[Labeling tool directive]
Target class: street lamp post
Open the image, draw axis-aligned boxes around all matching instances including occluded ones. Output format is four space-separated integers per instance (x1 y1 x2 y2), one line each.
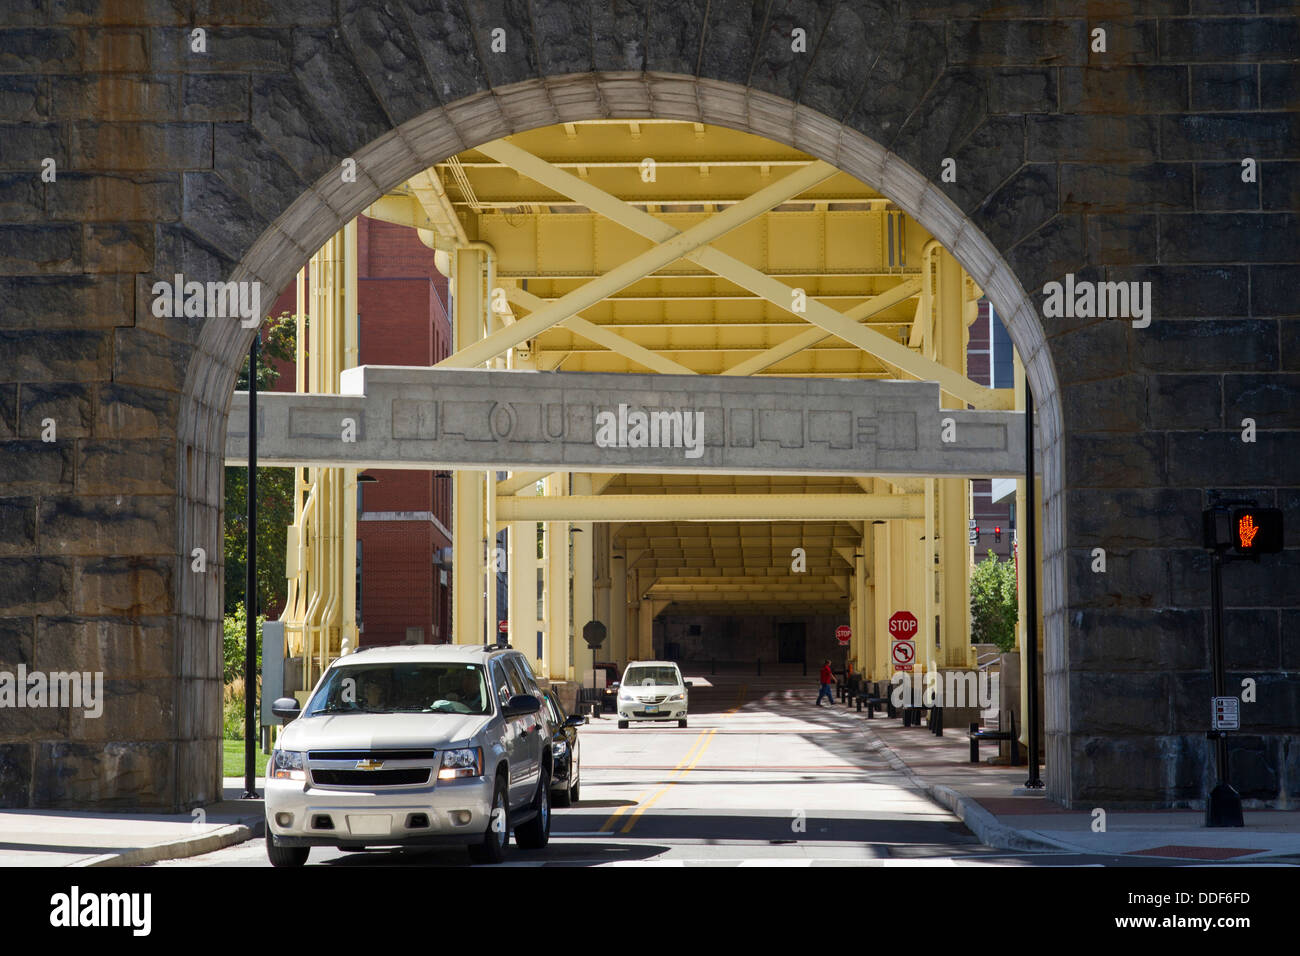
243 336 260 800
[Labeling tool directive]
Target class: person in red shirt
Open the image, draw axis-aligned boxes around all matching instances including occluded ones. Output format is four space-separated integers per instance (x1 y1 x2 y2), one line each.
816 659 836 706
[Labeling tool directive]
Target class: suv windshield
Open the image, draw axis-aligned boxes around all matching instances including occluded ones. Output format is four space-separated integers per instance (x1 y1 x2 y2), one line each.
623 666 680 687
305 662 490 716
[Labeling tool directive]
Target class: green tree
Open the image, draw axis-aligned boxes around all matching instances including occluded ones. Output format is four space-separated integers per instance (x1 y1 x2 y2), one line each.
225 313 297 615
969 550 1018 652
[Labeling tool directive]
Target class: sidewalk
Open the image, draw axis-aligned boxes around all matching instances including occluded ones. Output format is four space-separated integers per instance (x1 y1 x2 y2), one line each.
860 713 1300 862
0 782 264 867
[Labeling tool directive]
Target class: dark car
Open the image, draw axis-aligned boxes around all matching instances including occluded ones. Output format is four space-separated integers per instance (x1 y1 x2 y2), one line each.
542 689 586 806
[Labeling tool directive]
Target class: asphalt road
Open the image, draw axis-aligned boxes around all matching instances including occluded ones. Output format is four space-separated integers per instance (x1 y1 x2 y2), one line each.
156 673 1191 868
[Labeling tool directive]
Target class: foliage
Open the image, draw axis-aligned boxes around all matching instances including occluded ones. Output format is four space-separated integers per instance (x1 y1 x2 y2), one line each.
222 603 264 685
969 550 1019 652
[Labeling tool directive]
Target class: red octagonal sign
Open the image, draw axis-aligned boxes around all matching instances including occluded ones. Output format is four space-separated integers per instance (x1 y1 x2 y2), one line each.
835 624 851 645
888 611 918 637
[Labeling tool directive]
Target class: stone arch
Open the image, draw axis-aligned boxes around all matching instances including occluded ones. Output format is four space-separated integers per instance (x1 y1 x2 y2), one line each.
180 73 1067 803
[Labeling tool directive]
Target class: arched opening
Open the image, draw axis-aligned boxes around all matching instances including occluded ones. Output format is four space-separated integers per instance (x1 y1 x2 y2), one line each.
182 75 1066 815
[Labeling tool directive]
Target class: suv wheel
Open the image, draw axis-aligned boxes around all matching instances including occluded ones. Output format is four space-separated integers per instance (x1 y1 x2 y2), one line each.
265 828 309 868
678 718 688 728
569 759 580 804
618 719 629 729
515 768 551 849
467 775 510 864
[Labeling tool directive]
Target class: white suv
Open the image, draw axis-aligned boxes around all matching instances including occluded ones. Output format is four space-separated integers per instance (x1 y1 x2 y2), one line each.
617 661 689 728
264 644 552 866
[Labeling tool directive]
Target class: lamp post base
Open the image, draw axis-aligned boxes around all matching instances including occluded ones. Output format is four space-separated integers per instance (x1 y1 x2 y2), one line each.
1206 782 1244 828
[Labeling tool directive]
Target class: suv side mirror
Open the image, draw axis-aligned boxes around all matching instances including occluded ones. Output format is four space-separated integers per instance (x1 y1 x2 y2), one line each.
502 694 541 718
272 697 301 721
684 681 693 689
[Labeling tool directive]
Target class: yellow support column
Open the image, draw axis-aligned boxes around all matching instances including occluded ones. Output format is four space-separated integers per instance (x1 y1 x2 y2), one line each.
610 551 626 667
544 474 570 680
872 521 891 682
572 474 594 687
508 494 539 668
638 588 656 660
452 246 487 644
340 220 359 655
937 249 972 668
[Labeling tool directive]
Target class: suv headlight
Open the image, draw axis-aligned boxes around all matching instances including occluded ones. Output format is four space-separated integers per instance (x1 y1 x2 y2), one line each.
618 691 634 702
270 750 306 781
438 747 483 780
553 739 568 757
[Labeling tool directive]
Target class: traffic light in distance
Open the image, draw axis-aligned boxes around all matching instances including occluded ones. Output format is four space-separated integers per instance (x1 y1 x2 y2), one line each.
994 526 1002 542
1232 508 1283 554
974 526 981 541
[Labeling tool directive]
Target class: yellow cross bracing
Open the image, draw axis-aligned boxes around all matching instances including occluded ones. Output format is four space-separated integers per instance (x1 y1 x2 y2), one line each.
329 120 1024 681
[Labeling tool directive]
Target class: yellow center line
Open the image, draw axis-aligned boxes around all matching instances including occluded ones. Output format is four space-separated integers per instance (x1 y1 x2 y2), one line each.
724 684 749 715
619 729 717 834
599 728 710 832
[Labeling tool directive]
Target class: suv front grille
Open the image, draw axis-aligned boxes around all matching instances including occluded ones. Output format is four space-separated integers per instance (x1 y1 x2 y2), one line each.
308 749 437 760
311 768 431 787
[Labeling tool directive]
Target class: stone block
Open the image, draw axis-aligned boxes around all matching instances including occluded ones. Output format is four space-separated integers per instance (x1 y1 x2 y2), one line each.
1222 609 1280 671
1050 321 1131 385
1060 375 1145 432
150 26 292 72
0 122 68 168
1262 161 1299 213
31 740 174 809
0 386 15 438
69 121 212 170
1004 215 1086 300
47 171 181 223
1028 114 1159 163
0 274 134 329
1190 64 1257 112
1069 607 1207 671
0 556 72 615
37 495 175 556
1135 319 1277 373
1066 432 1165 488
0 615 34 667
0 441 74 491
1072 735 1205 805
0 744 32 808
0 172 44 222
1252 266 1300 317
1162 113 1299 161
181 74 249 121
462 1 540 88
1168 432 1300 486
1087 214 1157 265
76 438 177 494
1060 65 1186 114
1226 675 1297 734
83 222 154 273
111 328 191 393
1224 736 1279 801
0 223 81 274
892 70 987 173
1068 547 1169 609
402 0 489 105
987 67 1055 114
0 28 78 72
94 383 178 439
1107 265 1250 319
36 615 172 679
79 27 150 72
181 171 272 264
1062 163 1192 214
50 74 179 120
0 76 47 122
1146 374 1222 430
1066 487 1203 547
947 18 1090 67
18 382 92 439
974 164 1056 252
1260 63 1299 111
339 1 443 128
1223 374 1300 429
1283 611 1300 668
0 327 114 387
1074 670 1172 734
747 0 835 102
70 678 175 741
1196 162 1260 212
51 0 190 26
1160 17 1300 62
72 556 173 617
844 23 945 147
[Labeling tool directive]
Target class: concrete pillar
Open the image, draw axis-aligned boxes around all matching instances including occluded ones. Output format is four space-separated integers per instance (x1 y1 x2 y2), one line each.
610 551 626 666
544 473 570 680
572 473 594 687
451 246 487 644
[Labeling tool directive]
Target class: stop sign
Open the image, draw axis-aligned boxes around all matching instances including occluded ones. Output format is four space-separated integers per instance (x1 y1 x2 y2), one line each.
835 624 851 645
888 611 918 637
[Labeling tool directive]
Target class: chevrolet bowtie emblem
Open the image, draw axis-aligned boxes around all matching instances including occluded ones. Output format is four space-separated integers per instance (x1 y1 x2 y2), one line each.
355 759 384 771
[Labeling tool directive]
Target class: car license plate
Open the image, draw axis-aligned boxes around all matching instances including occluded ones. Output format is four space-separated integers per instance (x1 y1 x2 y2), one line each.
644 705 658 713
346 814 392 836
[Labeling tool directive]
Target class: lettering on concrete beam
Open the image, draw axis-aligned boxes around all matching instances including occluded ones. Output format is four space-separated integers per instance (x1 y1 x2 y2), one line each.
1041 273 1151 329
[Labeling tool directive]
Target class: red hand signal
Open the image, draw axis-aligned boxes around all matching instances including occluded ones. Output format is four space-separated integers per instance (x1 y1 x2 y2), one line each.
1238 515 1259 548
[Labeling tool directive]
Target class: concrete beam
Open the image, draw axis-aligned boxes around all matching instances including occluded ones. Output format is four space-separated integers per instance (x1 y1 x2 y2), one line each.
226 366 1032 478
495 494 924 522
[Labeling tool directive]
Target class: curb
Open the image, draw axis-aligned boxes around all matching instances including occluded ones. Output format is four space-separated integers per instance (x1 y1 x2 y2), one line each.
73 819 263 868
861 724 1068 854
